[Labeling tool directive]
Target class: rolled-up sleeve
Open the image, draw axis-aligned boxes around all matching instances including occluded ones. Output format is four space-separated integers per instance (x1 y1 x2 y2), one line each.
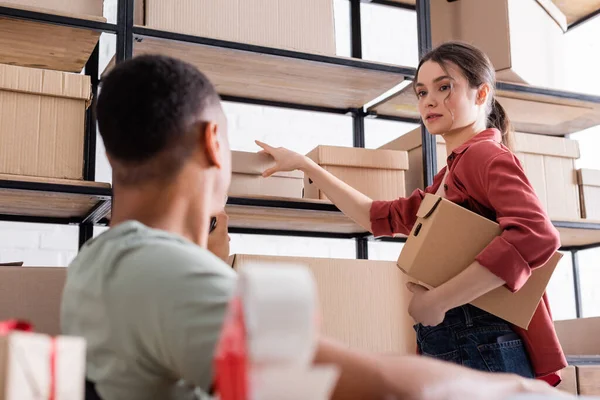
370 188 426 238
475 152 560 292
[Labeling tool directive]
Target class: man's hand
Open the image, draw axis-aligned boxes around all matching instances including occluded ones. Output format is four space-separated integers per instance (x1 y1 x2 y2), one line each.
407 282 447 327
207 212 230 262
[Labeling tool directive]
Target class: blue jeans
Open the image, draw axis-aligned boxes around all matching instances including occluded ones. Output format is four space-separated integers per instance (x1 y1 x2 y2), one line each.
415 304 535 378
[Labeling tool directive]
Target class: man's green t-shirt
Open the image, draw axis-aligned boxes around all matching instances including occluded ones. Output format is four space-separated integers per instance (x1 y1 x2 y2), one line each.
61 221 237 400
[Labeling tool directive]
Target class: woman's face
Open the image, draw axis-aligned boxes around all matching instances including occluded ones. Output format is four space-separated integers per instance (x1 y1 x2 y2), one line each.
415 60 483 135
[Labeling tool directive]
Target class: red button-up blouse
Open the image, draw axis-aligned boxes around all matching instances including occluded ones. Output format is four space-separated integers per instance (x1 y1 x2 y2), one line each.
370 128 567 385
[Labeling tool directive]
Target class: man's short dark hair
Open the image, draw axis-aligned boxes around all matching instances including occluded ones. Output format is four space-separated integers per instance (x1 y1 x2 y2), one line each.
97 54 221 184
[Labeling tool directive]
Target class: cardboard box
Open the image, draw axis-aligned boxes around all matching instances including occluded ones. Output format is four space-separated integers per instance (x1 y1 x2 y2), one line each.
0 0 103 18
379 127 447 194
230 254 416 355
0 64 91 180
0 331 86 400
135 0 336 55
555 317 600 356
0 267 67 336
304 146 409 201
557 366 578 395
578 169 600 220
397 194 561 329
230 151 303 198
578 365 600 396
430 0 567 88
514 132 581 220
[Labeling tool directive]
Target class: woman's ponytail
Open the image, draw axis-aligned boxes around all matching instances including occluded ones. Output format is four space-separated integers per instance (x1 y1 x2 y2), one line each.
488 97 514 151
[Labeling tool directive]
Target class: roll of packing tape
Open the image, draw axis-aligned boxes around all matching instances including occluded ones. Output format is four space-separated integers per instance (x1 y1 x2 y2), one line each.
238 263 317 366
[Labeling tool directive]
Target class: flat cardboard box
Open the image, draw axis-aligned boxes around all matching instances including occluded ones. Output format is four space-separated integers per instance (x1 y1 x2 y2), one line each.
578 169 600 220
555 317 600 356
379 127 447 194
304 146 409 201
430 0 567 88
230 254 416 355
514 132 581 221
230 151 303 198
397 194 561 329
136 0 336 55
0 331 86 400
0 64 91 180
557 366 578 395
0 266 67 336
578 365 600 396
0 0 103 17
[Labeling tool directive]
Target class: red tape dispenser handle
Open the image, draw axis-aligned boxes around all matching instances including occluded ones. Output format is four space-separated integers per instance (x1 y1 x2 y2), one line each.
214 297 249 400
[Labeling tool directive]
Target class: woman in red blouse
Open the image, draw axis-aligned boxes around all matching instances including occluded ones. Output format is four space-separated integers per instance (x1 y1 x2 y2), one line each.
257 42 567 385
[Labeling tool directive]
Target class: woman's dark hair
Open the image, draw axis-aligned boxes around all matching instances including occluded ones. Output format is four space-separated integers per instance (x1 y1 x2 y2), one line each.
415 41 514 150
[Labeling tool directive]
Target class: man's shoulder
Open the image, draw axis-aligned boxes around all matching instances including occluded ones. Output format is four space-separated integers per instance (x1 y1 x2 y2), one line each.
67 222 237 294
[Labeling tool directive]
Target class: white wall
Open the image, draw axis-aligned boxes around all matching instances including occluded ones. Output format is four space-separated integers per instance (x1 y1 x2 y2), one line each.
1 1 599 319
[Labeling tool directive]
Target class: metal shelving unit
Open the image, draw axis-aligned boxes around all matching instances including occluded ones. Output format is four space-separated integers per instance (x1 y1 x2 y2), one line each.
1 0 600 267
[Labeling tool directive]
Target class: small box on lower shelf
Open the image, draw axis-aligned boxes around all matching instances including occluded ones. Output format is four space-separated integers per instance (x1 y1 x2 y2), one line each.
379 127 446 195
304 146 409 201
0 64 91 180
0 266 67 336
230 151 303 198
513 132 581 220
229 254 416 355
557 366 578 395
578 169 600 220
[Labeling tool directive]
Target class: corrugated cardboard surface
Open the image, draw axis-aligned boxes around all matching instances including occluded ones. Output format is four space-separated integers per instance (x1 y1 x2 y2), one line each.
0 64 89 180
379 128 447 193
230 174 303 198
0 267 66 336
578 169 600 220
304 166 406 201
578 365 600 395
231 151 302 178
143 0 336 55
0 0 103 17
306 146 409 170
514 132 580 158
397 194 561 329
555 317 600 356
430 0 566 87
230 254 416 354
557 366 578 395
514 133 580 220
379 127 446 153
230 151 303 198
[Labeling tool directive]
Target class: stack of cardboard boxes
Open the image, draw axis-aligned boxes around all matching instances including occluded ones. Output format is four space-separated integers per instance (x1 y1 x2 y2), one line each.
555 317 600 396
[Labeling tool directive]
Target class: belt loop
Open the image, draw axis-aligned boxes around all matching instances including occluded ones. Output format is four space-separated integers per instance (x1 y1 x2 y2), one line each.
462 306 473 327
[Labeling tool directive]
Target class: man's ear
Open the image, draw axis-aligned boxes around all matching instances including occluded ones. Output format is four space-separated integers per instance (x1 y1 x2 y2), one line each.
476 84 491 106
202 121 222 169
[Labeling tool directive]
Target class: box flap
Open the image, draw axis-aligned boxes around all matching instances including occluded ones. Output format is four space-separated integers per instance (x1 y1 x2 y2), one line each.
578 169 600 187
415 194 442 219
536 0 568 33
379 127 445 152
0 64 92 101
231 151 303 178
306 146 409 170
513 132 580 158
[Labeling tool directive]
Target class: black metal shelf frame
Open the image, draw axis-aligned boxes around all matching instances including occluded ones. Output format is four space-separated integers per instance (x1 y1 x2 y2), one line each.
1 0 600 263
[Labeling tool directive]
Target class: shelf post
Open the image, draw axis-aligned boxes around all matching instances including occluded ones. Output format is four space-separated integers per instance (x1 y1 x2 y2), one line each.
416 0 437 187
572 250 584 318
116 0 135 62
350 0 362 59
356 237 369 260
79 42 101 248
